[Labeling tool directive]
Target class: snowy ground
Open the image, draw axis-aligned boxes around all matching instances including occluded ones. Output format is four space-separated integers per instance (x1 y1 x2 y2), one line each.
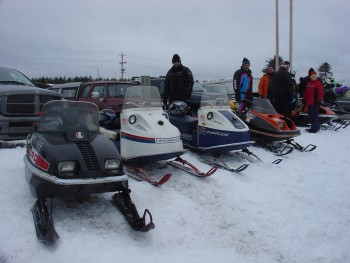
0 125 349 263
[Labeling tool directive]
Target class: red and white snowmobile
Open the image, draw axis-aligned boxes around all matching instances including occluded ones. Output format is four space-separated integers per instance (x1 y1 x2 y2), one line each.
101 85 217 186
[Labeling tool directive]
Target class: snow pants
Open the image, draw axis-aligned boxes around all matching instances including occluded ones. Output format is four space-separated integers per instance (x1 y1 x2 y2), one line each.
307 104 320 131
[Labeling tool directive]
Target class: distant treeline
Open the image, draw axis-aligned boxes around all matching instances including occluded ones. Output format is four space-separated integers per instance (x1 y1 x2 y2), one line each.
31 76 120 88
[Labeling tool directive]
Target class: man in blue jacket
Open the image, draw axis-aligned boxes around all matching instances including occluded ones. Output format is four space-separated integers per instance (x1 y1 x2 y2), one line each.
233 57 253 113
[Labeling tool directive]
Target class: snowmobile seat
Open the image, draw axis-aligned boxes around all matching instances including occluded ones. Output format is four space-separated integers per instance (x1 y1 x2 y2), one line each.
169 115 198 134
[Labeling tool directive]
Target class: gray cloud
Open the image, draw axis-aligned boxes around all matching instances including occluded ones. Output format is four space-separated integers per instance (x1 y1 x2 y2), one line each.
1 0 349 84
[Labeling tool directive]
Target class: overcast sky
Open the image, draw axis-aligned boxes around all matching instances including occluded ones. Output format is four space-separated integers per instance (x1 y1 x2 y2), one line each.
1 0 349 84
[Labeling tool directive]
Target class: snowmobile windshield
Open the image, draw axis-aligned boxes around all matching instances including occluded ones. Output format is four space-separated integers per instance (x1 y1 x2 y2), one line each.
200 84 230 108
251 98 277 114
122 85 163 110
37 100 99 133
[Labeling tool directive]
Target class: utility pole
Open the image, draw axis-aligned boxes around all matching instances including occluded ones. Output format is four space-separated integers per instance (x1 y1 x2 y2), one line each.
289 0 293 65
119 53 126 80
275 0 280 70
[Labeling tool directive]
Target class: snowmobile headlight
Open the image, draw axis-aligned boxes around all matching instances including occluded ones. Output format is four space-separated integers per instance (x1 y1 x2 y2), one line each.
129 115 137 124
207 112 213 120
105 159 121 170
58 161 76 172
277 121 284 128
162 113 169 119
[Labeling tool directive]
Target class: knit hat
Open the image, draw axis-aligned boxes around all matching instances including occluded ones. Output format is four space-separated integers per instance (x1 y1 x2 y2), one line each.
308 68 315 75
310 71 317 76
172 54 181 63
242 57 250 65
281 61 290 66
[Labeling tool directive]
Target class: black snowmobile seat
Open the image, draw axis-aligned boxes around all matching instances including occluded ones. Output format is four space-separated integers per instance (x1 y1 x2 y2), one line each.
169 114 198 134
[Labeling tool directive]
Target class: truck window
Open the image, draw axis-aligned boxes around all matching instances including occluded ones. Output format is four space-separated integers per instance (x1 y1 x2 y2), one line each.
80 85 91 98
92 85 106 98
62 88 78 99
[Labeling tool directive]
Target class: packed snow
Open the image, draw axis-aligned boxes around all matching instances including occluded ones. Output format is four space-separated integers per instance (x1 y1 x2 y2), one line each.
0 125 349 263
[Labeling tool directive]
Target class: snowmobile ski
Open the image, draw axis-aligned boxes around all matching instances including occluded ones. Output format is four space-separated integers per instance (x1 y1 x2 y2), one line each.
262 143 294 156
31 198 59 244
284 139 316 152
198 157 249 173
241 148 282 164
271 158 283 164
241 148 262 162
124 166 172 186
167 157 217 177
112 190 155 232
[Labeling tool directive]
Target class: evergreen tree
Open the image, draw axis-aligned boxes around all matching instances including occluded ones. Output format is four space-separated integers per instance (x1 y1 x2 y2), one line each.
262 56 284 73
317 62 333 82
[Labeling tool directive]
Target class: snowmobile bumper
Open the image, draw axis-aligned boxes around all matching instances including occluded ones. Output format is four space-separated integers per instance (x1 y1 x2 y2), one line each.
24 156 128 198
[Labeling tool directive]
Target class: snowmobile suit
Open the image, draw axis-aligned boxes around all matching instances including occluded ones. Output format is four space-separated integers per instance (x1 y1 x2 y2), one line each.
233 67 253 113
271 66 293 119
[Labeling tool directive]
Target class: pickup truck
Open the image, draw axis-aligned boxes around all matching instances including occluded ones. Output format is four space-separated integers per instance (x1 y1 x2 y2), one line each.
0 66 62 140
51 81 138 110
51 81 139 127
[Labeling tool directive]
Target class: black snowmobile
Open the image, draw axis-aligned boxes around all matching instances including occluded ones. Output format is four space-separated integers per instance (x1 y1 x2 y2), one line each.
322 86 350 130
24 100 154 244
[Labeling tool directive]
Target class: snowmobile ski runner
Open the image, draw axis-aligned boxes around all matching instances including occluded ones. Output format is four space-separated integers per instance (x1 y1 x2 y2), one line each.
167 157 217 177
124 166 172 186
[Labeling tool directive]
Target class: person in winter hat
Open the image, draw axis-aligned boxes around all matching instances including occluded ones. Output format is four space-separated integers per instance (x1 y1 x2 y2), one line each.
298 67 316 98
164 54 194 108
233 57 253 113
271 61 294 119
303 71 324 133
258 63 275 104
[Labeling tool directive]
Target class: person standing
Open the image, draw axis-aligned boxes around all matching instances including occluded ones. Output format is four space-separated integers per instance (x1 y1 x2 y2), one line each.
271 61 294 119
298 68 315 98
258 64 275 104
233 57 253 113
303 71 324 133
163 54 194 108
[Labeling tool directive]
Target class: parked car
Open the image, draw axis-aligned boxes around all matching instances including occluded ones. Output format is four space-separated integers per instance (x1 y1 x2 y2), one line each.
0 66 62 140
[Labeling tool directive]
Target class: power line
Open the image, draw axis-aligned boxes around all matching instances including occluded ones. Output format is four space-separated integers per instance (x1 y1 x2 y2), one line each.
119 53 126 80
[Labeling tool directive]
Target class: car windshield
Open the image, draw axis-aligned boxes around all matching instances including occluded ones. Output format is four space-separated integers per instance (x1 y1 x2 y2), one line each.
38 100 99 133
0 67 35 86
122 85 162 110
200 84 230 108
250 98 277 114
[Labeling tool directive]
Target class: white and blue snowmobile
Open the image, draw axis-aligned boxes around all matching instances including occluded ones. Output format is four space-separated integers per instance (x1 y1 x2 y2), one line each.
100 85 217 185
24 100 154 244
166 84 256 173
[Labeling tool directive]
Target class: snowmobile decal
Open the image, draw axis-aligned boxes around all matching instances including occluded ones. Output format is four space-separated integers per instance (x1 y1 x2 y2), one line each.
121 131 156 143
155 137 181 144
75 131 84 139
121 131 180 144
28 148 50 171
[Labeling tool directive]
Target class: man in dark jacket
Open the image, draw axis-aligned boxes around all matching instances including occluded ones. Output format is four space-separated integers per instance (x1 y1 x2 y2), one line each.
233 57 253 113
163 54 194 108
271 61 294 119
